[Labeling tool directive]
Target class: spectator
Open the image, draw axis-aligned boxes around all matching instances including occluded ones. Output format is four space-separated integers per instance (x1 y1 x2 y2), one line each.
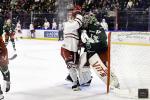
52 19 57 30
58 22 63 41
43 19 50 29
126 0 133 9
100 18 108 31
29 22 35 38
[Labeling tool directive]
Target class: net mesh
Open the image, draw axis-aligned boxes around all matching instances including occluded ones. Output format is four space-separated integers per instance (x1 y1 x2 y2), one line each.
110 32 150 91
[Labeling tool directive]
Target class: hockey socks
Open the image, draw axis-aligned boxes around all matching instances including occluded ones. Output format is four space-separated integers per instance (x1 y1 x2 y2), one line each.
10 38 16 51
0 65 10 92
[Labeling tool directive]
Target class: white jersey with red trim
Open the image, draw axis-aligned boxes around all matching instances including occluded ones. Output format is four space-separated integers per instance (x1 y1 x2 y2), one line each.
16 23 21 31
62 14 83 52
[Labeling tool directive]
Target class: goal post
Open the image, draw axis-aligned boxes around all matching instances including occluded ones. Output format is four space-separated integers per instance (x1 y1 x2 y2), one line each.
107 32 111 93
107 32 150 98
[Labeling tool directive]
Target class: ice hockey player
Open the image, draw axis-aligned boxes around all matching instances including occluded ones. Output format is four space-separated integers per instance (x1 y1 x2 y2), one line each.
65 8 93 87
0 12 11 99
61 6 83 91
3 19 16 51
80 12 120 89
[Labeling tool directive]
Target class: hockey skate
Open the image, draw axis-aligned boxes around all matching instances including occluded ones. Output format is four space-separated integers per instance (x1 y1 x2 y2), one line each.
80 76 93 86
0 94 4 100
4 81 10 92
72 82 80 91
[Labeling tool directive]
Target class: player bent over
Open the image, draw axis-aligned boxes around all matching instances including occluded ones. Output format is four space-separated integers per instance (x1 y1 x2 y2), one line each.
61 7 83 91
0 36 11 99
80 13 120 89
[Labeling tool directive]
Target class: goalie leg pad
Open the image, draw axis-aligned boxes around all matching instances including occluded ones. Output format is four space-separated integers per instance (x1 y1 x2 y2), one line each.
89 53 119 88
78 52 87 68
78 67 92 85
78 52 92 85
89 53 108 84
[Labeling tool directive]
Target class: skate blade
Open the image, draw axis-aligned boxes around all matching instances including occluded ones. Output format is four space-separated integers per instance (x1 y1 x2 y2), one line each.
73 87 81 91
80 83 90 87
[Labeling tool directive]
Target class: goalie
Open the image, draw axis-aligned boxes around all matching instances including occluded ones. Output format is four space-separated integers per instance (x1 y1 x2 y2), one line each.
79 13 120 89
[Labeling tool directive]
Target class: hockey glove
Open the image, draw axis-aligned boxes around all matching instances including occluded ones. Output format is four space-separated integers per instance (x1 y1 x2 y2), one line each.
85 42 91 51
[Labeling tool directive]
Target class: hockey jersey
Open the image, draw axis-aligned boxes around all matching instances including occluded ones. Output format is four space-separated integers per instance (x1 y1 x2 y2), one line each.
83 23 108 54
3 24 15 33
62 14 83 52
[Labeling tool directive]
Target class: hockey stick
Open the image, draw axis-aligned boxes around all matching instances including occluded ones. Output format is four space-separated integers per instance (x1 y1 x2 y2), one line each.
9 54 17 60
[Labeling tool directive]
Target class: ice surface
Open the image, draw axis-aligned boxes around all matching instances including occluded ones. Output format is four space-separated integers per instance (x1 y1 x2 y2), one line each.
1 39 139 100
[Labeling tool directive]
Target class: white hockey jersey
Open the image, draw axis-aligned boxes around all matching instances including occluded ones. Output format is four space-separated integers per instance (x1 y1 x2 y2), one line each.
62 14 83 52
16 23 21 30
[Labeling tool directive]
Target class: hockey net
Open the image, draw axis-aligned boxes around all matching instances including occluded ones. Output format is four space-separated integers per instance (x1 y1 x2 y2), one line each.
107 32 150 99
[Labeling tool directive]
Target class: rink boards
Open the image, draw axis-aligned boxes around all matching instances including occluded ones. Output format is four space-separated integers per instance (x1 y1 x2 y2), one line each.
21 29 59 39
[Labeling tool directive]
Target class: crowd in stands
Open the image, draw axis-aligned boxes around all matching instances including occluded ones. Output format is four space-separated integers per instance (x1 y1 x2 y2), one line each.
1 0 56 13
0 0 57 29
0 0 150 31
75 0 150 11
76 0 150 31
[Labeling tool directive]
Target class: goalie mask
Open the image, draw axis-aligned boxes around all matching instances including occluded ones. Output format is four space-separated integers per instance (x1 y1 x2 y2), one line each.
6 19 12 26
83 12 98 27
83 14 89 27
88 13 98 24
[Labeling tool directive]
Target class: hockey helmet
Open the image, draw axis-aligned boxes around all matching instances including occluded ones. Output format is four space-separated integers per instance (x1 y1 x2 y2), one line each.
73 5 82 13
72 5 82 17
6 19 12 25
